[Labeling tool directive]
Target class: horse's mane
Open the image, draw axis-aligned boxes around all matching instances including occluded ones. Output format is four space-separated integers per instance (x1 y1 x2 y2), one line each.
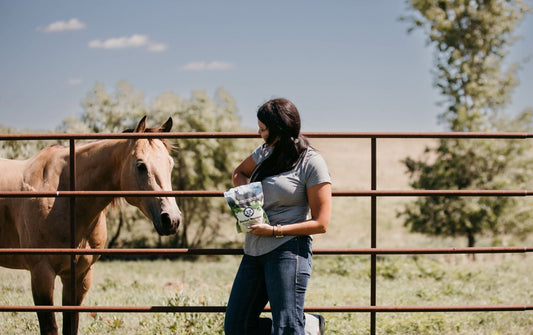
122 126 172 151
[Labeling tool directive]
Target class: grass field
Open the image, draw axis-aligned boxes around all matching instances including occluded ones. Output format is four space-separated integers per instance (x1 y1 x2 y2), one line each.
1 138 532 334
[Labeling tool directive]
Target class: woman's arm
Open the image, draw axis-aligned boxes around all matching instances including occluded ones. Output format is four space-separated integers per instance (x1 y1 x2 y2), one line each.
232 155 257 187
249 182 332 236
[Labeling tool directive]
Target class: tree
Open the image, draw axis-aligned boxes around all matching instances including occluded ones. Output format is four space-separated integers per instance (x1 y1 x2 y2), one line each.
400 0 533 247
60 81 253 249
150 88 253 248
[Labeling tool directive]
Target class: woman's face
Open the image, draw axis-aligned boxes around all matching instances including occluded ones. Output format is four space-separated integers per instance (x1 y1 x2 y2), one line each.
258 120 270 143
258 120 279 146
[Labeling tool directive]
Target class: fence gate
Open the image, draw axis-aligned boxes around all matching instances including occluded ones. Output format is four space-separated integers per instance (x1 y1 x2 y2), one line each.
0 130 532 334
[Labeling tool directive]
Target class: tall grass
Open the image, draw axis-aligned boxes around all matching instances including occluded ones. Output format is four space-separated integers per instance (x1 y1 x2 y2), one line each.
1 254 531 334
1 138 532 334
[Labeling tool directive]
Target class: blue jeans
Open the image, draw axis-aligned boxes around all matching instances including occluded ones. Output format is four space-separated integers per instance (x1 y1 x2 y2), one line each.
224 236 313 335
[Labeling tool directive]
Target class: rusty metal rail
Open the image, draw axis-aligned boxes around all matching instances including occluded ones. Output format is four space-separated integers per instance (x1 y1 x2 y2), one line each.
0 189 531 197
0 190 229 198
0 246 532 256
1 304 532 313
1 131 532 335
0 131 531 140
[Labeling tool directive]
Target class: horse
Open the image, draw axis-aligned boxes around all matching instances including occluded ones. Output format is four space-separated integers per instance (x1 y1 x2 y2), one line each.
0 116 182 335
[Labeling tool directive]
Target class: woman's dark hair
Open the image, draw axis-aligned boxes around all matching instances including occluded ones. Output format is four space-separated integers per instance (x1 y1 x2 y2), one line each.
251 98 309 182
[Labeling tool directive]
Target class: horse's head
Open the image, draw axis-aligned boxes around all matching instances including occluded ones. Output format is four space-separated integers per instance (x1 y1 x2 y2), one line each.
121 116 181 235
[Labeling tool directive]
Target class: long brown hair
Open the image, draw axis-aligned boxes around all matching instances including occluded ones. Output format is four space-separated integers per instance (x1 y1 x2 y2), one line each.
251 98 309 182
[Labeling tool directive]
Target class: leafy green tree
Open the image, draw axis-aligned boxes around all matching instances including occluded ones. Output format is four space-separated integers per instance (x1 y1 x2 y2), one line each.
400 0 533 247
60 81 253 248
150 88 253 248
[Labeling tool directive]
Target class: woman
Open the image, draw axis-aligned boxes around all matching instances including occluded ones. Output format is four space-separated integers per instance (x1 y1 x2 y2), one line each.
224 98 332 335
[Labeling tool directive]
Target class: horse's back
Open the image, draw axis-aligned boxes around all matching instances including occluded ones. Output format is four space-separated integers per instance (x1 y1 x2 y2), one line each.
23 145 69 191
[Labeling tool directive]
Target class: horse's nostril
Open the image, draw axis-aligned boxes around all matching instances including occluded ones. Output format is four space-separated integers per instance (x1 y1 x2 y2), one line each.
159 211 180 235
161 212 171 226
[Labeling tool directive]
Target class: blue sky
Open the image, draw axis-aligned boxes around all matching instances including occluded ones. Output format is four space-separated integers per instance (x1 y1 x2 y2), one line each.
1 0 532 132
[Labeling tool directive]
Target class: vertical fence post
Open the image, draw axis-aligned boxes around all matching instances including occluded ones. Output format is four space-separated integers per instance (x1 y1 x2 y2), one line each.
370 138 377 335
69 139 77 334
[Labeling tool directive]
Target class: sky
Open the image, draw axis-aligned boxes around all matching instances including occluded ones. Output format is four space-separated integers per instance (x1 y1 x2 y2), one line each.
0 0 532 132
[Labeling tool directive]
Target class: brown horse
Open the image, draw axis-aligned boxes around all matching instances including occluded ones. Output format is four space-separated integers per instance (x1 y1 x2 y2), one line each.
0 117 181 335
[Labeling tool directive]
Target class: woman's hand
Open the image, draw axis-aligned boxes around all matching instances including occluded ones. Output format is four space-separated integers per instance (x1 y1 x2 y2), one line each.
248 223 274 236
247 182 332 237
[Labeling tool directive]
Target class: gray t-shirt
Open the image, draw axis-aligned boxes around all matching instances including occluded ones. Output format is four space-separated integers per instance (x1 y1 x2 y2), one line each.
244 144 331 256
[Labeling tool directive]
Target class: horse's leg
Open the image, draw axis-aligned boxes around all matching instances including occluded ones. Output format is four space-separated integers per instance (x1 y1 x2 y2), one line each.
31 262 59 335
61 265 94 335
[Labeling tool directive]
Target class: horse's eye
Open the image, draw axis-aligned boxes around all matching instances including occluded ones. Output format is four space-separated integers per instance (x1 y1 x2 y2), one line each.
136 161 148 173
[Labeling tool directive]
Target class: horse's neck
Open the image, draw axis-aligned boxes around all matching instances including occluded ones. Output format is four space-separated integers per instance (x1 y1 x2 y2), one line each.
74 139 130 191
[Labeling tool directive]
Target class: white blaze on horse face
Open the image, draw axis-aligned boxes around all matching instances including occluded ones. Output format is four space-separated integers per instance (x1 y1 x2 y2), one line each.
124 138 181 235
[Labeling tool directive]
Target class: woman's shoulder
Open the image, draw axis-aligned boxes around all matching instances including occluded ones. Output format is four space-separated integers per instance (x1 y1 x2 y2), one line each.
252 143 273 164
301 147 328 169
304 147 324 161
299 147 330 185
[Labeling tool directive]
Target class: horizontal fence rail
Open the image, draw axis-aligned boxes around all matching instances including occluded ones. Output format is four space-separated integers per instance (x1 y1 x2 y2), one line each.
2 190 532 198
0 190 530 198
0 246 532 256
1 131 532 335
0 131 531 140
1 305 532 313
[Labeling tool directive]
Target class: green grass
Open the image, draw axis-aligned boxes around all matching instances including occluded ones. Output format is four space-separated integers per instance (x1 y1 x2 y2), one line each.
1 254 532 334
1 138 532 334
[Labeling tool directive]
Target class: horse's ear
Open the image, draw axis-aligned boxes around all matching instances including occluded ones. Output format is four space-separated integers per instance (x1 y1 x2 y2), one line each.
134 116 147 133
159 117 173 133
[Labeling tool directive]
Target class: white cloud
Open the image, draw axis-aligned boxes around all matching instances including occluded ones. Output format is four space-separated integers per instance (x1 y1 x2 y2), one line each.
67 78 83 86
88 34 167 52
88 34 148 49
178 61 235 71
37 18 87 33
147 42 168 53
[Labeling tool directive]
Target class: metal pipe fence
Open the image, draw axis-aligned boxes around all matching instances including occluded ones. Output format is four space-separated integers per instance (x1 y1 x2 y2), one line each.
1 131 532 335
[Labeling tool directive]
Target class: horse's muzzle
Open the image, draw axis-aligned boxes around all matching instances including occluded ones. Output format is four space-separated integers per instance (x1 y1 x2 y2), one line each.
156 211 181 235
